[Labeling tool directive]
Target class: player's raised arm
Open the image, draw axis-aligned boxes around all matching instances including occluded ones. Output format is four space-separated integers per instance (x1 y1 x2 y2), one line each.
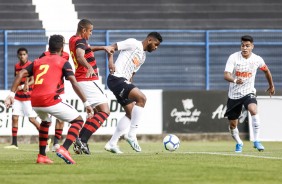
90 45 115 55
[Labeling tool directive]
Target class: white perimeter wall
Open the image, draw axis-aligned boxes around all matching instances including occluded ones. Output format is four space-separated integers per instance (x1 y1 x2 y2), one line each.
0 89 163 136
248 96 282 141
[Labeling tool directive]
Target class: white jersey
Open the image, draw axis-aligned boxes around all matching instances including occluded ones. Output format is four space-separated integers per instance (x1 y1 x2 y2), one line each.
225 51 266 99
112 38 146 81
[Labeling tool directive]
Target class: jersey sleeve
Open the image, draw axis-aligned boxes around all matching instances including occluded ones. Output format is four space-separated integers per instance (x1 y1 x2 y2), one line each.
62 61 75 79
225 54 235 73
75 39 87 50
62 51 69 60
25 62 34 77
117 38 137 51
258 56 268 71
14 64 16 76
38 52 46 59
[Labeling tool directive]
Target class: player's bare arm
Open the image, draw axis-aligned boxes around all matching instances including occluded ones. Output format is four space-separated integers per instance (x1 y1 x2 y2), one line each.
23 76 34 92
90 45 115 55
26 76 34 86
107 44 118 74
262 68 275 96
67 75 94 118
108 51 115 74
5 69 29 108
224 71 243 84
76 47 95 77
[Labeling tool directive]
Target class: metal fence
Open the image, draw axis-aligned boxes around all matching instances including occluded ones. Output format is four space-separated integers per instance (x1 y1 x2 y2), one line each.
1 30 281 90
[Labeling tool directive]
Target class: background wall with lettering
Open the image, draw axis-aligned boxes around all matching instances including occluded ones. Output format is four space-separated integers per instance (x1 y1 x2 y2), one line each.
162 91 249 133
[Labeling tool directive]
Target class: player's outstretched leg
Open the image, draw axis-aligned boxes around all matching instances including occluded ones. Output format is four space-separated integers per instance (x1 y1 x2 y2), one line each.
56 118 83 164
74 112 109 154
56 146 76 164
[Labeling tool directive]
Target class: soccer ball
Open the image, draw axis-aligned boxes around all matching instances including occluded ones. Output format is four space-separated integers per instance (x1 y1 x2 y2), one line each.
163 134 180 152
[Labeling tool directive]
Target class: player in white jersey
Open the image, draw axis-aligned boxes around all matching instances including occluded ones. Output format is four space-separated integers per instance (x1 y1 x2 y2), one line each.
104 32 163 154
224 35 275 153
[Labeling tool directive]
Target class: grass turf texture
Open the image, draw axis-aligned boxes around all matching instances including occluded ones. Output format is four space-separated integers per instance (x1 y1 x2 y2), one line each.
0 141 282 184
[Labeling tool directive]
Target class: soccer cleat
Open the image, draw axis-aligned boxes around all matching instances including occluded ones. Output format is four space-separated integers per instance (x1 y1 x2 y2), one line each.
4 145 18 149
73 138 91 155
52 144 60 152
73 142 82 154
235 143 243 153
56 146 76 164
104 142 123 154
253 141 264 152
124 134 142 152
36 154 54 164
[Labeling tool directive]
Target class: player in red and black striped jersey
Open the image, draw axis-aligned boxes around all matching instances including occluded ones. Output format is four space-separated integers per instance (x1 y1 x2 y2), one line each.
4 48 40 150
5 35 94 164
39 50 70 151
69 19 114 154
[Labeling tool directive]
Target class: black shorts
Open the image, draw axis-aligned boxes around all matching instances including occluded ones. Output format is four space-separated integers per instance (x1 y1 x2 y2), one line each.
224 93 257 120
107 74 135 106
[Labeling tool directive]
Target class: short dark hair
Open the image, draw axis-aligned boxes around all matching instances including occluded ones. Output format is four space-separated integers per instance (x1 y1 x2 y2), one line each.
241 35 253 43
147 32 163 43
49 35 64 53
17 47 28 54
77 19 93 31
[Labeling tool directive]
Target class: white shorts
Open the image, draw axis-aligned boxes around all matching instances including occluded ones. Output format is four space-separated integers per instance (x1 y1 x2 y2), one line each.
50 94 67 122
33 101 80 123
59 93 67 102
12 99 37 117
78 80 108 107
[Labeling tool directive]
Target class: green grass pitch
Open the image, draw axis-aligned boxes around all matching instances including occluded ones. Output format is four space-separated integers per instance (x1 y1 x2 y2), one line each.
0 140 282 184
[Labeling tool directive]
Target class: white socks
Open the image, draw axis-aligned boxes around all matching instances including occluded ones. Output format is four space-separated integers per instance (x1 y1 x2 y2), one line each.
229 126 243 145
108 116 131 146
128 105 144 139
251 114 260 141
108 105 144 146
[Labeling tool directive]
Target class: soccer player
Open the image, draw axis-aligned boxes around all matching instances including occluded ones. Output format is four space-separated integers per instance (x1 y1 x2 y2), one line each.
4 48 40 150
69 19 114 154
39 50 70 152
224 35 275 153
5 35 94 164
104 32 163 154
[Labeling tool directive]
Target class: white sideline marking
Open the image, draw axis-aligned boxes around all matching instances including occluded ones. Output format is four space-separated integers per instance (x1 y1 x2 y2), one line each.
184 152 282 160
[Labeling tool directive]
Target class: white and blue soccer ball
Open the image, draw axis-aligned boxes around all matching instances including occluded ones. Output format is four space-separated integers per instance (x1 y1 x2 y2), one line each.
163 134 180 152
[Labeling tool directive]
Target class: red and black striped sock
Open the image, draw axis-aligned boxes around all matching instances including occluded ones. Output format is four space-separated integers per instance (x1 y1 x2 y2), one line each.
79 112 109 143
63 119 83 150
11 127 18 146
39 121 51 156
54 129 63 144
